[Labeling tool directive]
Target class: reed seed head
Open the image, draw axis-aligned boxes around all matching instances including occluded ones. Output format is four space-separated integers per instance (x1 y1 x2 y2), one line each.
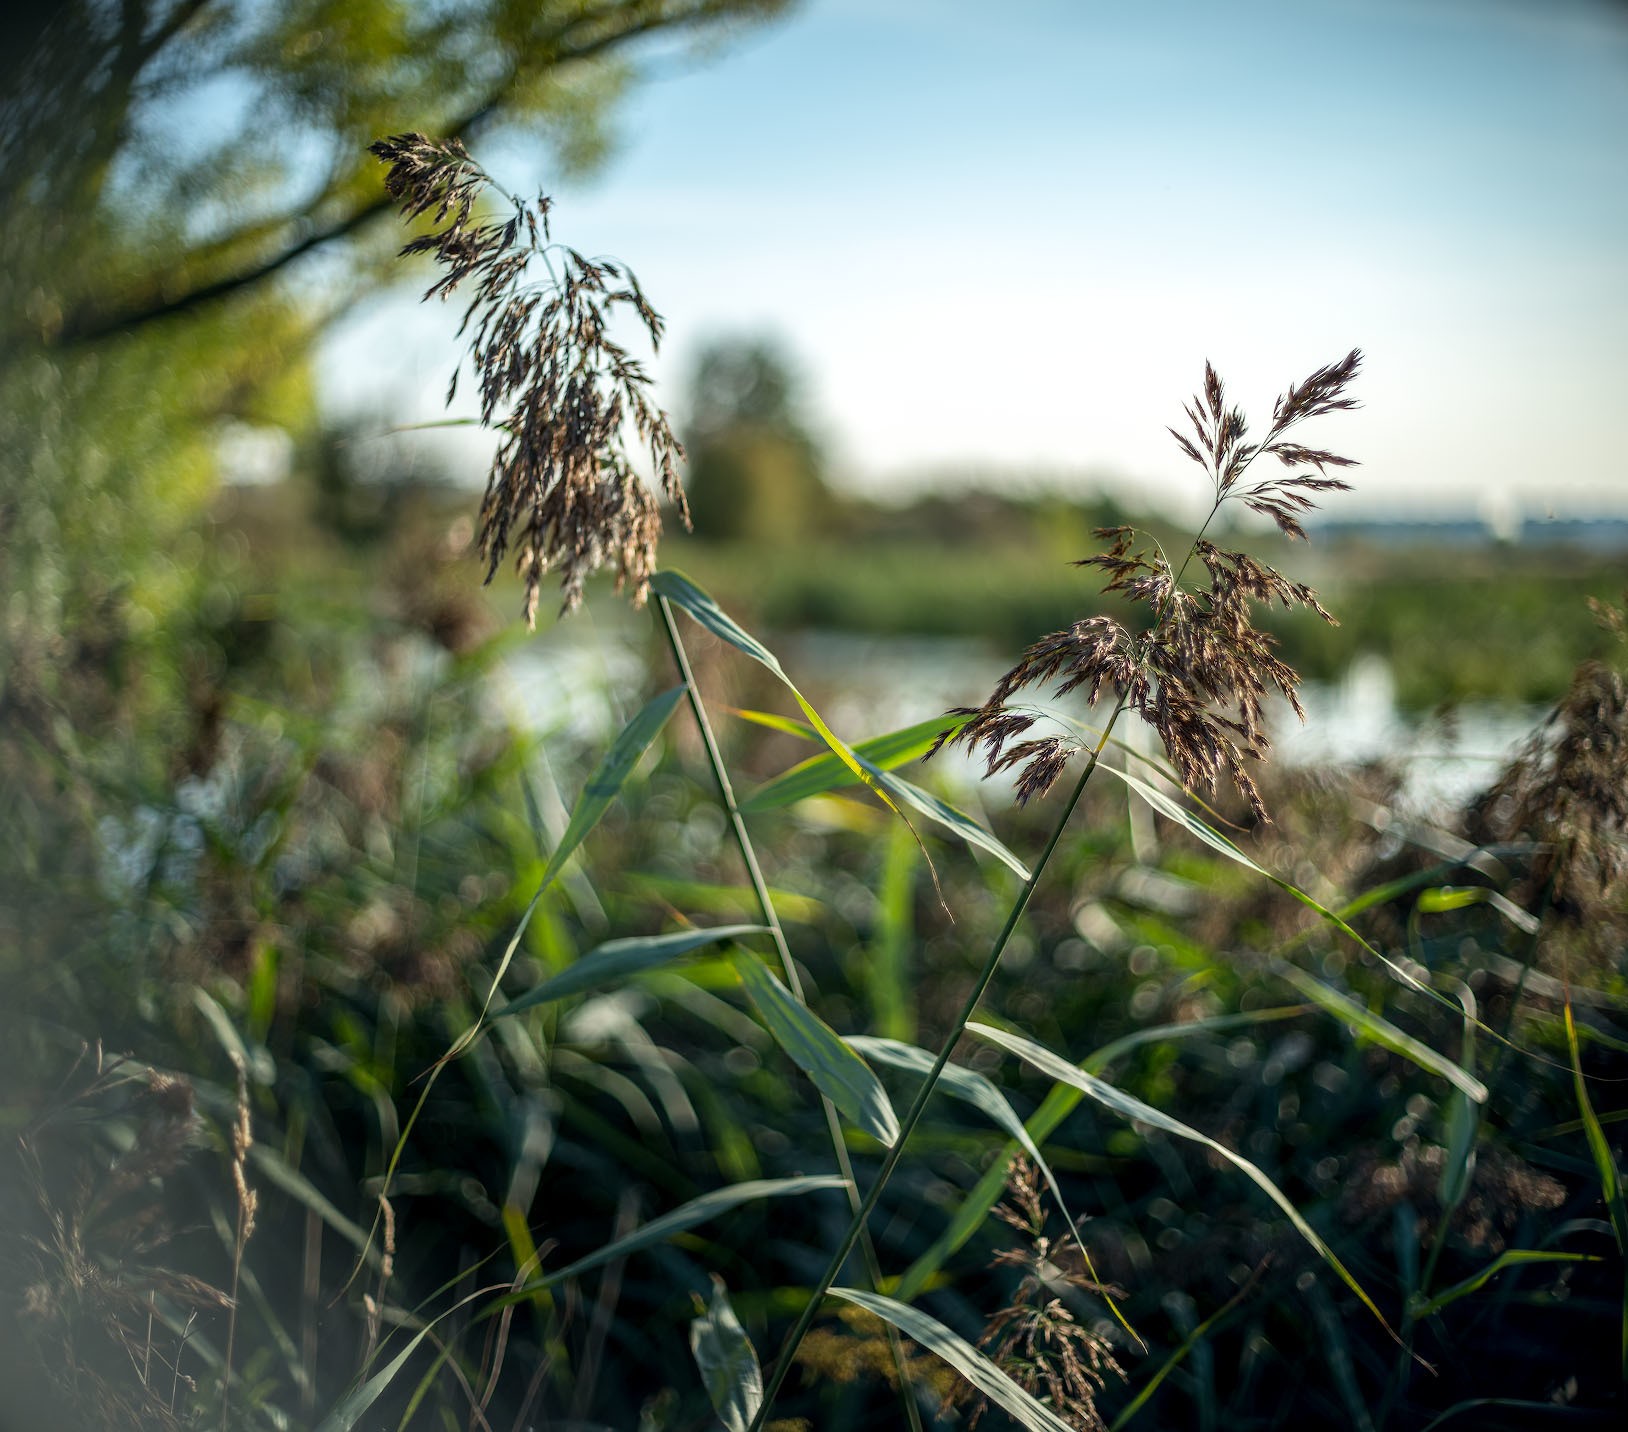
932 352 1360 820
373 132 689 625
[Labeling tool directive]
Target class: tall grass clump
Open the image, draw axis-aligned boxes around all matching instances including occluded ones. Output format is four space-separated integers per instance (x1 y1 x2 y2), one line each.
9 125 1623 1432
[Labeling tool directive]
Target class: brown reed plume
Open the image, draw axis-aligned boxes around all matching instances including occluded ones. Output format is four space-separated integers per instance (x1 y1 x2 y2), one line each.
933 350 1361 820
372 133 688 625
943 1157 1125 1432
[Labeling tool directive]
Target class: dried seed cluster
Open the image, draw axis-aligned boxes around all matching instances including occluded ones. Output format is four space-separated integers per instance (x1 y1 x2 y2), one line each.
934 351 1361 820
372 133 688 624
945 1157 1125 1432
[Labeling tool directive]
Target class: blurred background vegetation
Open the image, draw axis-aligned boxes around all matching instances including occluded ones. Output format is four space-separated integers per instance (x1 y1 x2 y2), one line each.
2 3 1624 1431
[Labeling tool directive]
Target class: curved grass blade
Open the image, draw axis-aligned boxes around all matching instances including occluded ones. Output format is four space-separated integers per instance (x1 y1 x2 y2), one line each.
1411 1249 1600 1319
1565 998 1628 1379
848 1036 1138 1345
497 1174 847 1308
690 1275 764 1432
742 715 962 811
734 953 900 1146
1096 762 1539 1063
968 1020 1398 1343
445 681 688 1062
892 1007 1309 1304
314 1284 495 1432
1417 884 1540 935
494 924 768 1017
652 571 936 885
864 760 1030 879
1272 963 1487 1102
829 1289 1075 1432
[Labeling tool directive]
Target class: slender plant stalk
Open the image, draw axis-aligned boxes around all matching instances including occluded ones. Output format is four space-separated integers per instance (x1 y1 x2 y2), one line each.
656 597 925 1432
748 721 1117 1430
748 501 1231 1430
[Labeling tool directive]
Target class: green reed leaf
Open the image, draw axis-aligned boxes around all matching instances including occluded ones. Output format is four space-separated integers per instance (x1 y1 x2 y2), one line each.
652 570 925 859
741 714 962 811
690 1275 764 1432
1096 762 1523 1064
864 760 1030 879
1412 1249 1600 1319
1565 999 1628 1377
848 1036 1139 1345
830 1289 1076 1432
734 953 900 1146
494 925 767 1017
315 1286 493 1432
969 1020 1397 1342
496 1175 847 1308
1273 964 1487 1102
892 1006 1309 1304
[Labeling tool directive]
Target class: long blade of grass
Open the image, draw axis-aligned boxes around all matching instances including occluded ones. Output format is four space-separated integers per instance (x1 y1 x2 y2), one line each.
494 925 768 1017
1273 963 1487 1102
848 1035 1138 1344
1564 998 1628 1378
445 681 688 1062
741 715 962 811
650 570 929 871
864 760 1030 879
892 1007 1310 1303
829 1289 1075 1432
1097 762 1531 1065
313 1285 496 1432
496 1175 847 1308
690 1275 764 1432
734 952 900 1146
1411 1249 1600 1319
969 1020 1398 1342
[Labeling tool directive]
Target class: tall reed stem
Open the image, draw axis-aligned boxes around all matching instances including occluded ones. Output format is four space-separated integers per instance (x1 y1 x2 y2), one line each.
747 502 1224 1430
655 597 924 1432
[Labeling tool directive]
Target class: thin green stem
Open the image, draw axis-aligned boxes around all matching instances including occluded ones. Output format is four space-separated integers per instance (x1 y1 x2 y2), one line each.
749 721 1122 1430
656 597 924 1432
748 501 1229 1430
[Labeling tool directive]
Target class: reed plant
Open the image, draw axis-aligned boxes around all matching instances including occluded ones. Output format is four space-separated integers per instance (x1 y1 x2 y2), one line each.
5 129 1623 1432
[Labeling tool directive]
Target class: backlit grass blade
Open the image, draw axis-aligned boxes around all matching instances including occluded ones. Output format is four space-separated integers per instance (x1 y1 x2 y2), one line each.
734 952 900 1146
690 1275 764 1432
1097 762 1522 1058
829 1289 1075 1432
652 570 918 841
968 1020 1397 1343
864 760 1030 879
497 1175 847 1308
741 714 962 811
1273 963 1487 1102
1565 998 1628 1378
848 1035 1138 1344
447 681 688 1061
1411 1249 1599 1319
892 1007 1309 1303
494 924 768 1017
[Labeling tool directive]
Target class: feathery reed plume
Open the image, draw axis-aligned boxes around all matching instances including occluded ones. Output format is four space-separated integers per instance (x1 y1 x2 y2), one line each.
372 132 688 625
933 351 1361 820
944 1157 1125 1432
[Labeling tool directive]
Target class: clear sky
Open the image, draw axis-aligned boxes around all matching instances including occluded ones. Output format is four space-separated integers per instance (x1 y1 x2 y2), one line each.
323 0 1628 521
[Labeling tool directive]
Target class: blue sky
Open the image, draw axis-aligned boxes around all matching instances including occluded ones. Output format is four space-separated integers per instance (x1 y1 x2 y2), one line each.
324 0 1628 520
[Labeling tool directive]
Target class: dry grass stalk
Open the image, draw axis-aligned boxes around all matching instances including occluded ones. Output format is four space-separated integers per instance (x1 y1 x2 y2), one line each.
221 1052 259 1428
932 351 1361 820
944 1157 1126 1432
372 132 688 625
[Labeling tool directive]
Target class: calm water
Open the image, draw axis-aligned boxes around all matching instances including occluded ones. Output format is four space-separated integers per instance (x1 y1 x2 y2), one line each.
501 625 1544 816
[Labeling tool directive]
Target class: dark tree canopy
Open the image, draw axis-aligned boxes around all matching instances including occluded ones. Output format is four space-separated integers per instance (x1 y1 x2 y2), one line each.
0 0 789 659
